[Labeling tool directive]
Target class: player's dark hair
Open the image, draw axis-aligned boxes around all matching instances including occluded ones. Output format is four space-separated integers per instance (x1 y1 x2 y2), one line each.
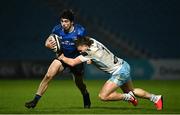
75 36 94 47
60 9 74 22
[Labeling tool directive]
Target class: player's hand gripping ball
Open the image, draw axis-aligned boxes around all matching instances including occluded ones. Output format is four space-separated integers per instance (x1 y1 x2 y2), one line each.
46 34 61 53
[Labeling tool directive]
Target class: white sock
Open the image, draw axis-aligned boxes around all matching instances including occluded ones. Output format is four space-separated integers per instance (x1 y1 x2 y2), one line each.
150 94 160 103
123 93 131 101
128 91 135 97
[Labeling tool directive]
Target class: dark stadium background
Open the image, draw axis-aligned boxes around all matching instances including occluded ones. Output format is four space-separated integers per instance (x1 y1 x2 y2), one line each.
0 0 179 79
0 0 180 114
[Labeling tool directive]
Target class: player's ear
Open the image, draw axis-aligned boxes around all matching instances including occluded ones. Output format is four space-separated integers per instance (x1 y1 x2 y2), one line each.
71 21 74 25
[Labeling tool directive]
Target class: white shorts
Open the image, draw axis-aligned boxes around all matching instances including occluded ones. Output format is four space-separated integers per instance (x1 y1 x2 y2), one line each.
108 61 131 86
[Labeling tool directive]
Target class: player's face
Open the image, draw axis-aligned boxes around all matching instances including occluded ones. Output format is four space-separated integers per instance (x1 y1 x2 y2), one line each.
77 45 89 53
60 18 73 31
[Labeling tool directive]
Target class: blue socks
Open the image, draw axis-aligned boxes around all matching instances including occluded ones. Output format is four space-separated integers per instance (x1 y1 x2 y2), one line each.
34 94 41 102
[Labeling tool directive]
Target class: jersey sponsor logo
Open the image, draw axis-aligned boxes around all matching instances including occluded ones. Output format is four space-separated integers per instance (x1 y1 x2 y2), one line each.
61 41 75 45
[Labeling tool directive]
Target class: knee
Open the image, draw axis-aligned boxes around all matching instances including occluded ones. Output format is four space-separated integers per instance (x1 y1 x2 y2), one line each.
98 93 108 101
45 73 53 81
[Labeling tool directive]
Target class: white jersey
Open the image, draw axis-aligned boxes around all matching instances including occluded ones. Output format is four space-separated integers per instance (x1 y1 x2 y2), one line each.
78 38 124 74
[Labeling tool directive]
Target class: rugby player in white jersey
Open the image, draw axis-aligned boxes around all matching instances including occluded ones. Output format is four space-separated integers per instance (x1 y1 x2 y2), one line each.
57 36 163 110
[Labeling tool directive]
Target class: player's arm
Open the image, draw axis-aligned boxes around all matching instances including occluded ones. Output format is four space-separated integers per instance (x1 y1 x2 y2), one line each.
58 54 82 66
58 54 90 66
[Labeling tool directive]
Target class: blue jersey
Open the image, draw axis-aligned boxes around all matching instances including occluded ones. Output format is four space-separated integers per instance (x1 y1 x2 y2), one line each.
52 24 86 58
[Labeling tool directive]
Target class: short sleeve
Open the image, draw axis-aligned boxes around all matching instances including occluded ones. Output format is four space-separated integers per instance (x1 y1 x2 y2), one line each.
76 24 87 37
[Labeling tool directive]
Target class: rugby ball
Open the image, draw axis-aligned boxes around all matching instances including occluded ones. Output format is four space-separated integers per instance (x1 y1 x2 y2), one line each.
49 34 61 53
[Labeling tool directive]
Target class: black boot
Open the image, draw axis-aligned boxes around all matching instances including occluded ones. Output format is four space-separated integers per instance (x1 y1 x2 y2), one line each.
25 100 38 109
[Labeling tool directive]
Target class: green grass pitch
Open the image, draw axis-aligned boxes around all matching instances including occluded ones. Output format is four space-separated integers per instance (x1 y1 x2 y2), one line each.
0 79 180 114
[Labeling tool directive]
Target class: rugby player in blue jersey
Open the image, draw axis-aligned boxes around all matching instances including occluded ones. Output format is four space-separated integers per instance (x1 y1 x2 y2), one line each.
25 9 91 109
